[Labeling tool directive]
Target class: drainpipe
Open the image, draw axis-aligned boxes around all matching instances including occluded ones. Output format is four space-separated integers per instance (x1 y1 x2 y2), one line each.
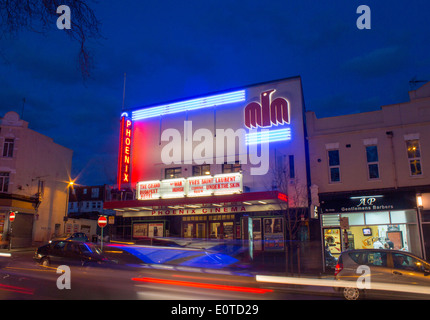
386 131 398 189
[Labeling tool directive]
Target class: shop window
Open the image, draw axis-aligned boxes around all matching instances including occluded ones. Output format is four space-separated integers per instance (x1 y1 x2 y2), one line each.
390 210 417 224
222 161 241 173
341 213 365 226
192 164 211 176
322 214 340 227
365 211 390 225
165 167 182 179
366 145 379 179
0 172 9 192
406 139 422 176
2 138 14 158
327 150 340 183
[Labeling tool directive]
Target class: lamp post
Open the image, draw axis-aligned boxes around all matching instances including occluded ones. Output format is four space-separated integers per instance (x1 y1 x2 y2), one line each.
64 180 74 233
417 193 426 260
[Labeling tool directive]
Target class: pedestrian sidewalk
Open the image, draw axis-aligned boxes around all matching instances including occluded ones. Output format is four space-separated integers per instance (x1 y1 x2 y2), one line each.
0 246 36 253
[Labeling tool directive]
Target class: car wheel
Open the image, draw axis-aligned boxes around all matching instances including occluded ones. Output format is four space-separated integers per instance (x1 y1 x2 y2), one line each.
343 287 361 300
40 257 50 267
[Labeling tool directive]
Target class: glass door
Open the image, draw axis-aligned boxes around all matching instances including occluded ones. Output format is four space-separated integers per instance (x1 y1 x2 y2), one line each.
323 228 342 269
183 223 194 238
210 222 221 239
210 221 234 239
196 223 206 238
223 222 234 239
183 222 207 238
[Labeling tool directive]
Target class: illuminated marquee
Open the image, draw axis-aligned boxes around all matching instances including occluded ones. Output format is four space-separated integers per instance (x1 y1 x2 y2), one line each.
136 173 243 200
117 113 133 189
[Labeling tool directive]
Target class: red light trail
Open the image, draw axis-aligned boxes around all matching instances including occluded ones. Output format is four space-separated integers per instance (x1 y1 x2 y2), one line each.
132 277 273 294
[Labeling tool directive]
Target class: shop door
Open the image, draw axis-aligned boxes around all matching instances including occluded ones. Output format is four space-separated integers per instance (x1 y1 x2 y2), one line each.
323 228 342 269
183 223 194 238
196 223 206 238
210 222 234 239
183 222 206 238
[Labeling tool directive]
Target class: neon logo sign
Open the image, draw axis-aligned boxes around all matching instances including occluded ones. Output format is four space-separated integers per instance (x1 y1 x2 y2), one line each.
244 89 289 129
117 113 133 189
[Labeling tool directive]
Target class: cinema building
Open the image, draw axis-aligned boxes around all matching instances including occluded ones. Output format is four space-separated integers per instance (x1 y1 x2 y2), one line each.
104 76 314 250
306 81 430 270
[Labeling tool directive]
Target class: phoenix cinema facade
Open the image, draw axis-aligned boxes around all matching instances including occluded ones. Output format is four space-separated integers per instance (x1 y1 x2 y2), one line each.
104 76 315 251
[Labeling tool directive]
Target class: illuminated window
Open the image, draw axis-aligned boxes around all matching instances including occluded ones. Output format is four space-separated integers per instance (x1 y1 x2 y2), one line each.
192 164 211 176
222 161 241 173
328 150 340 183
165 167 182 179
366 145 379 179
406 139 422 176
0 172 9 192
3 139 14 157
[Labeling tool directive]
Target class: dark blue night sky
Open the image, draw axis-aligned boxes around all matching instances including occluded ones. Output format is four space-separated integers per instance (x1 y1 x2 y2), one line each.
0 0 429 185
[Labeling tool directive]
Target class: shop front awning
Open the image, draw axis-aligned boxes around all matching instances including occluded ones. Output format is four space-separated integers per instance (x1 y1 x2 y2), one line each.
104 191 288 217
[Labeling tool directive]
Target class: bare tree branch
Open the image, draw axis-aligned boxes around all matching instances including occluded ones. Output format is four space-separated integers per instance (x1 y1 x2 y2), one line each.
270 154 308 240
0 0 102 80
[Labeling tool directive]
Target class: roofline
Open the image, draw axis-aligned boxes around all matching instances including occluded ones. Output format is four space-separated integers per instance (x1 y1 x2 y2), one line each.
123 75 302 113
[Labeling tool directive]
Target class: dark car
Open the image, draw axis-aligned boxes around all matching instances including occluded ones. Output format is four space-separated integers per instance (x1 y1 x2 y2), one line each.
34 240 115 267
49 232 89 243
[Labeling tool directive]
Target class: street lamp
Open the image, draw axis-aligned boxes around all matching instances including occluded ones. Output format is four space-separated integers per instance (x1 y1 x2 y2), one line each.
64 180 75 233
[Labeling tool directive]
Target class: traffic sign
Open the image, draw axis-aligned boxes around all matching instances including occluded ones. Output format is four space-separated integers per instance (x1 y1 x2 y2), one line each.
98 216 108 228
9 211 16 222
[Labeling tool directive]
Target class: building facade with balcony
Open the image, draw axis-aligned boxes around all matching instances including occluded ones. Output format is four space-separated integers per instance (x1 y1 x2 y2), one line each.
0 111 73 247
306 82 430 269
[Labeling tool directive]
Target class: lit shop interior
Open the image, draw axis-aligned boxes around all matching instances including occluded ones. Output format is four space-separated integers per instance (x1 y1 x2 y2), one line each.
322 209 421 267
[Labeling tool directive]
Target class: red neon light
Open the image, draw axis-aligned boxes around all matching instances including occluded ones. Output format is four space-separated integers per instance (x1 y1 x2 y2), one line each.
117 116 133 189
278 192 288 202
131 277 273 294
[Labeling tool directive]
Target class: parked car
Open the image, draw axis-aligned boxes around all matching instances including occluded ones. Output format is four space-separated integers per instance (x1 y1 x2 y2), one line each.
49 232 89 243
34 240 116 267
335 249 430 300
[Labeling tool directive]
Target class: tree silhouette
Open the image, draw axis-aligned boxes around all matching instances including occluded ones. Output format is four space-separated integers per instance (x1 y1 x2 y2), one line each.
0 0 101 80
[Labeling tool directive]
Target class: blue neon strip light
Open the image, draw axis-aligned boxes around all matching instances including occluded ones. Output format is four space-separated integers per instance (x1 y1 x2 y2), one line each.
132 90 246 121
246 128 292 145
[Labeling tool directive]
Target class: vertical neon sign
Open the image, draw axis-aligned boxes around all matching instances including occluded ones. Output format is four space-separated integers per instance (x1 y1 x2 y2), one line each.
117 113 133 190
